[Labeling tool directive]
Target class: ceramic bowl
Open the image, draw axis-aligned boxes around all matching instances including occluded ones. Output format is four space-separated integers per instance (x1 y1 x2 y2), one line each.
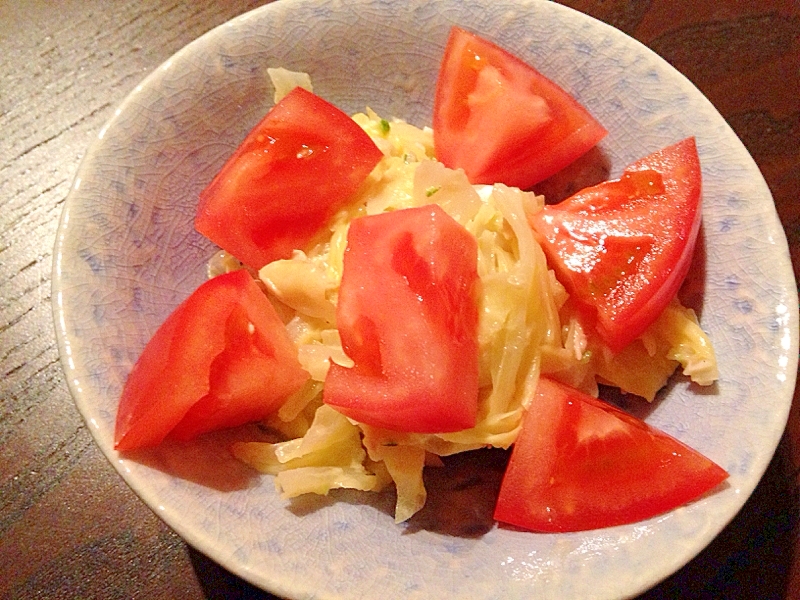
53 0 799 598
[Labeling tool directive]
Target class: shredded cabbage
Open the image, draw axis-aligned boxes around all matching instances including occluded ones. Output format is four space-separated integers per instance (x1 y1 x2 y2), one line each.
232 405 392 497
229 73 719 522
268 67 313 103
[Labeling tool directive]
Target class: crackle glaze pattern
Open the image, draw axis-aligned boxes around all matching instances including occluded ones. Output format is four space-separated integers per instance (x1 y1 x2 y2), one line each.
52 0 799 598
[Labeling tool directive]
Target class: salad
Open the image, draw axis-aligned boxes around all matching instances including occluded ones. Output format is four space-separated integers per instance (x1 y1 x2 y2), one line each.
113 27 726 533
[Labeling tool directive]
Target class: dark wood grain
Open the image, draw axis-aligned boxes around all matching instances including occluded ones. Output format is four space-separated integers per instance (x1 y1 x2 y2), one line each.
1 1 797 599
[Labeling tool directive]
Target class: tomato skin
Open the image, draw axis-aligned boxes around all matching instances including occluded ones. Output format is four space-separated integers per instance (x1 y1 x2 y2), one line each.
195 87 384 270
528 137 702 353
433 26 607 189
323 205 480 433
114 269 308 451
494 377 728 532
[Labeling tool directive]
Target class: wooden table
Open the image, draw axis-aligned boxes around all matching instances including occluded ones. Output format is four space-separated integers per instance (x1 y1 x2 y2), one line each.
1 1 798 598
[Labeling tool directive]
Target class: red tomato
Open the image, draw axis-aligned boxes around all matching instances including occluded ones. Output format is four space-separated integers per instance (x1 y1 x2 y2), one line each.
494 377 728 532
195 87 383 270
528 137 702 352
323 205 480 432
114 269 308 451
433 26 607 189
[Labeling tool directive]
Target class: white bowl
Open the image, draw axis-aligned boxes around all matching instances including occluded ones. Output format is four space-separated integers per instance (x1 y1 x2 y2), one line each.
53 0 799 598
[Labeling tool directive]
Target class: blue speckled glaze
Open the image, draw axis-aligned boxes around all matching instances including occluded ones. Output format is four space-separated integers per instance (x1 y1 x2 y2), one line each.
52 1 798 599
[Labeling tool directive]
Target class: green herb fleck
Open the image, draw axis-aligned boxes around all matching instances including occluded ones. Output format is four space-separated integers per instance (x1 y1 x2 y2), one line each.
380 118 391 134
425 185 441 198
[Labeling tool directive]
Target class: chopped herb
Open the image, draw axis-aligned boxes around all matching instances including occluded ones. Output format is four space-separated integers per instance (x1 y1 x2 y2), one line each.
425 185 441 197
380 118 391 134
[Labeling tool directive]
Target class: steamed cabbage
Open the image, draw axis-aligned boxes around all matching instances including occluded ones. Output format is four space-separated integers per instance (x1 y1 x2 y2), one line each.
230 71 719 522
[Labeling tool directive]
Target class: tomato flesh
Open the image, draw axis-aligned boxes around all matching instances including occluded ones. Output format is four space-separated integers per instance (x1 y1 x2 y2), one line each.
114 269 308 450
323 204 480 433
433 26 607 189
494 377 728 532
195 87 384 270
528 137 703 352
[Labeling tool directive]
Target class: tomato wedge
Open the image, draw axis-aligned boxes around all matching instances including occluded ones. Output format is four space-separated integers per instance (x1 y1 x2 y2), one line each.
195 87 384 270
433 26 607 189
323 204 480 432
114 269 308 451
494 377 728 532
528 137 702 352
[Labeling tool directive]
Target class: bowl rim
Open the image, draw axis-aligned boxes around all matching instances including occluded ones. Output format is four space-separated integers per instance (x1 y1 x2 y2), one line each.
52 0 800 598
